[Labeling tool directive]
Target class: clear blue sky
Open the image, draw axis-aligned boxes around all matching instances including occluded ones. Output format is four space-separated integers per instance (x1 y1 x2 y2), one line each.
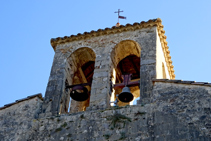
1 1 211 107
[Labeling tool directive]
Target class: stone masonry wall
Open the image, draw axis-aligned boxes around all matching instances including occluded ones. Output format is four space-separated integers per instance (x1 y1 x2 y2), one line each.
151 81 211 138
28 81 211 141
40 50 68 117
26 104 211 141
0 96 43 141
1 82 211 140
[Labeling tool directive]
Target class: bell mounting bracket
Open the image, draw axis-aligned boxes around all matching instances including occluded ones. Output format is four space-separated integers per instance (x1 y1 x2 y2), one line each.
113 74 140 88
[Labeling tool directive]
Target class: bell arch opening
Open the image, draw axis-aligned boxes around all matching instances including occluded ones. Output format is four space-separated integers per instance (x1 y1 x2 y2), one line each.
60 47 96 114
110 40 141 107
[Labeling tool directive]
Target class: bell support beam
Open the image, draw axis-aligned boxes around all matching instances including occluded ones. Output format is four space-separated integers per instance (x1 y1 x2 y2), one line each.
114 80 140 88
66 83 91 89
113 74 140 88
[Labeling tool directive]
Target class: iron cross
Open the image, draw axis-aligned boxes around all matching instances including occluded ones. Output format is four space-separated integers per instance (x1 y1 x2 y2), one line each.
114 9 124 23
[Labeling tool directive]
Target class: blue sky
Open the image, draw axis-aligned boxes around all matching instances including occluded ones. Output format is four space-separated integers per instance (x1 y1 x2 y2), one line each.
0 1 211 106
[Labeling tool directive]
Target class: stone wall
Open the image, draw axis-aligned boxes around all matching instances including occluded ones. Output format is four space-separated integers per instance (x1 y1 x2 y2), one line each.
1 82 211 140
0 95 43 141
29 106 183 141
29 81 211 141
19 105 211 140
152 81 211 138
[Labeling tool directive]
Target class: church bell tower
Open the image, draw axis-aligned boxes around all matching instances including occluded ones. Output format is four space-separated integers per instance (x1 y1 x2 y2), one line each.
39 18 175 117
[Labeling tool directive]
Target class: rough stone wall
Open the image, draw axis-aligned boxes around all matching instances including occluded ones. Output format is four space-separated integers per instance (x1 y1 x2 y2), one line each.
152 81 211 138
39 50 69 117
29 106 186 141
1 82 211 140
28 82 210 141
21 105 211 140
0 97 42 141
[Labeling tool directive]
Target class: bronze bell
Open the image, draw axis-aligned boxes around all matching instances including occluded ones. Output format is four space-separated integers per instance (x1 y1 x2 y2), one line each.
70 85 89 101
118 86 134 103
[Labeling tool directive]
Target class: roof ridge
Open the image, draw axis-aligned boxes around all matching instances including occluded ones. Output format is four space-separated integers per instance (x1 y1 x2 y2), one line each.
0 93 43 110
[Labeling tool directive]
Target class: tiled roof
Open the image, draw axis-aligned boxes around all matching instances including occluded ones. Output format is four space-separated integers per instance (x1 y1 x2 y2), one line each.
50 18 175 79
0 93 43 110
152 79 211 87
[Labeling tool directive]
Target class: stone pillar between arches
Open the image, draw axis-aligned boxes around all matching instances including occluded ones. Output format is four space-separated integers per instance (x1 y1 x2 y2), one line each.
87 57 112 110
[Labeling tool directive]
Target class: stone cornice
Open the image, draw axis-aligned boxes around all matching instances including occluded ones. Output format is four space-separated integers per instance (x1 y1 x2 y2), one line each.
153 79 211 87
50 18 175 79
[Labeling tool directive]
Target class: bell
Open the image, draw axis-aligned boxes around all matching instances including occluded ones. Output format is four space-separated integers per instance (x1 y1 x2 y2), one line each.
118 86 134 103
70 85 89 101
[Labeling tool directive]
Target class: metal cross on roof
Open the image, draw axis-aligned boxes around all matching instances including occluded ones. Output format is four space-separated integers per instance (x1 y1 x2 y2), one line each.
114 9 126 23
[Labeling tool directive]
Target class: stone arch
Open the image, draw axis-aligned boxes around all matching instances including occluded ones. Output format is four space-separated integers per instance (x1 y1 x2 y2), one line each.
110 40 141 106
68 47 96 73
61 47 96 114
110 40 141 67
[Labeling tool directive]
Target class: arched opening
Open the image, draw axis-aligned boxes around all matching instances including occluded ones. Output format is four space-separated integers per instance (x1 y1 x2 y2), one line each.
110 40 141 107
62 47 96 114
116 55 140 83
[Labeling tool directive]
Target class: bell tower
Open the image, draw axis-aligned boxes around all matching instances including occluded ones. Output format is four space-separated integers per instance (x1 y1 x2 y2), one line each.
39 18 175 117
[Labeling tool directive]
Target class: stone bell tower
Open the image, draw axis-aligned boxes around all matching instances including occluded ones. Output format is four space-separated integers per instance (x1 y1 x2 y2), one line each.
39 18 175 117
